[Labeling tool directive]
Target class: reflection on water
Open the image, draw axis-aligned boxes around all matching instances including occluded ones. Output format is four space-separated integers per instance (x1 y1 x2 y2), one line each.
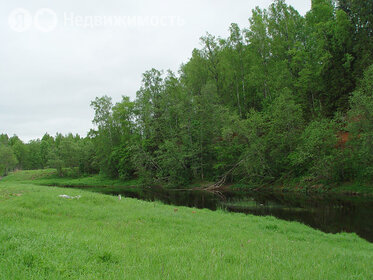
65 185 373 242
222 192 373 243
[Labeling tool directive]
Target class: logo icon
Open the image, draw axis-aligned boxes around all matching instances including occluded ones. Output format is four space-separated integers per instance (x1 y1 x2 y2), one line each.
8 8 33 32
34 8 58 32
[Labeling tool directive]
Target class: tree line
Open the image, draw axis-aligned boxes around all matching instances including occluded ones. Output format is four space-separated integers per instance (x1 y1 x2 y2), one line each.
0 133 97 176
1 0 372 188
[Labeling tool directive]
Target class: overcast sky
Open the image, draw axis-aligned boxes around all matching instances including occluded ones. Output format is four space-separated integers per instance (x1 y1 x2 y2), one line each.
0 0 311 142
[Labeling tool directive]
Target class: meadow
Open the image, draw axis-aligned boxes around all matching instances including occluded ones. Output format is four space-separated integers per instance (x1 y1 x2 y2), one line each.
0 170 372 279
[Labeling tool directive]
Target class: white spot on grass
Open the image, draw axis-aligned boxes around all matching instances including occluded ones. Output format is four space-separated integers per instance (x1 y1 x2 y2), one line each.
58 194 81 199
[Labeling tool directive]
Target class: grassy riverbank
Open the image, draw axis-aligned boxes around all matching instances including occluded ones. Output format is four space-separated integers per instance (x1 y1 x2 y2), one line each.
1 169 140 194
0 170 373 279
4 169 373 196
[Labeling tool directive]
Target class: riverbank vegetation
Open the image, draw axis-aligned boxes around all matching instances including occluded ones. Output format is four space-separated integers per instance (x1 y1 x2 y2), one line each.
4 169 373 196
1 169 140 195
0 174 372 279
1 0 373 192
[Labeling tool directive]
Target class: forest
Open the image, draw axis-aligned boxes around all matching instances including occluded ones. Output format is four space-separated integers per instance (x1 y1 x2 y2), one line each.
1 0 372 190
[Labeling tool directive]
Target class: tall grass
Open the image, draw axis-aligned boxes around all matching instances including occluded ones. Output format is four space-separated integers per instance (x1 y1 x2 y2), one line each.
0 171 372 279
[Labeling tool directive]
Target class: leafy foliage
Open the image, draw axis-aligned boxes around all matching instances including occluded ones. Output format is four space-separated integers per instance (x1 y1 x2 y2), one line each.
2 0 373 188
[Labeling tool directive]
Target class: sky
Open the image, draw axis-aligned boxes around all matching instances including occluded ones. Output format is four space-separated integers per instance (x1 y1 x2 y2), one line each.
0 0 311 142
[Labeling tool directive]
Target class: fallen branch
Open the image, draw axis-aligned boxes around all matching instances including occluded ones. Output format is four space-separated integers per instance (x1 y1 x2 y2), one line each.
198 160 245 192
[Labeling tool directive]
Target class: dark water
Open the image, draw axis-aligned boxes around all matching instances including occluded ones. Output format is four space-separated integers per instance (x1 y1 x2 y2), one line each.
67 185 373 242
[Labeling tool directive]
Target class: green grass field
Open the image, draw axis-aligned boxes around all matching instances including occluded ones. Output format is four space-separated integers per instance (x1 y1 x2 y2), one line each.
0 170 372 279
